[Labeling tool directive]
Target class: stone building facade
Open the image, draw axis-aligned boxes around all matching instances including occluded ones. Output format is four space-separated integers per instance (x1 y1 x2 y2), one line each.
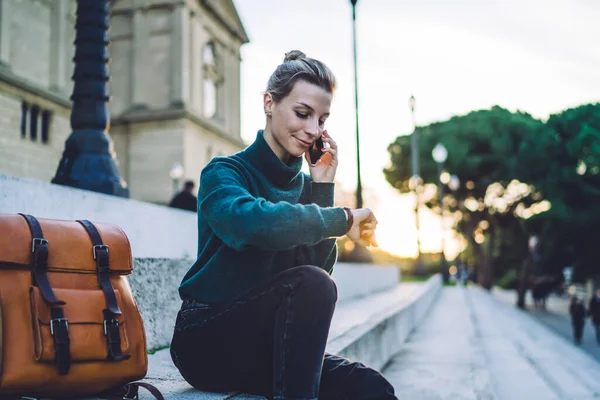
0 0 248 204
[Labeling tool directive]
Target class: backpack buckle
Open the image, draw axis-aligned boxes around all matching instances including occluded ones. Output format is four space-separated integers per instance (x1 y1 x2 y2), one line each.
50 317 69 336
104 318 119 336
31 238 48 253
93 244 109 260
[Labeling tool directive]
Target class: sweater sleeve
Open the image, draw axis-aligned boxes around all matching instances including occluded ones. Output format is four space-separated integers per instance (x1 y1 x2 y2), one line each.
293 181 342 274
199 161 348 251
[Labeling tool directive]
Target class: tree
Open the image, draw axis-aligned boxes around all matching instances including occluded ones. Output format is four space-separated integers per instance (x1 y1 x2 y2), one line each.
522 104 600 282
384 106 551 288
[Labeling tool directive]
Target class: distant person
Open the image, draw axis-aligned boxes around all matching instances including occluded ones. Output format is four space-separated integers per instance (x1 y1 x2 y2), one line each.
170 50 395 399
569 295 586 345
169 180 197 212
588 289 600 344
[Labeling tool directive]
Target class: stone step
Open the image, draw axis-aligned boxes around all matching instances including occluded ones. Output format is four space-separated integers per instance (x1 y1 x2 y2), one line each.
132 276 441 399
332 262 400 303
130 261 402 352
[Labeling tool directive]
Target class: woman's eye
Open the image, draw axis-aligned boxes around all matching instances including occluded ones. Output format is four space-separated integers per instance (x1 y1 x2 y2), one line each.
319 120 325 126
295 112 309 119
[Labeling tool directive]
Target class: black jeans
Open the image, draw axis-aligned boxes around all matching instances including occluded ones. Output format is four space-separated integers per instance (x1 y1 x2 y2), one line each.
170 266 397 400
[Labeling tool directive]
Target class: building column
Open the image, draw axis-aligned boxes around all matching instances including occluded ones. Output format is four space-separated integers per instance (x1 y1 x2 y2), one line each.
0 1 12 66
131 9 150 107
49 0 67 91
233 50 241 138
189 13 200 111
170 5 190 107
216 43 227 124
226 48 237 133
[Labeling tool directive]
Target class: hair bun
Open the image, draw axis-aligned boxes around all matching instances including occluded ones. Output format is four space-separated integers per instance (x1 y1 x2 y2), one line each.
283 50 306 62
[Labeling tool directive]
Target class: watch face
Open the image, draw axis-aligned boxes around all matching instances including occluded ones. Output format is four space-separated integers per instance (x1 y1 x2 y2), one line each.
309 138 324 164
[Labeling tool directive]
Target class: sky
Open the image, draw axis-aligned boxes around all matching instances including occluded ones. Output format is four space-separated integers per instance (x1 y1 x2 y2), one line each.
232 0 600 258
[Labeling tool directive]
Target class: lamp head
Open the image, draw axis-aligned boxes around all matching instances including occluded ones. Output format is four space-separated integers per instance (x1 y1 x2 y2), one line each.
408 174 422 191
448 175 460 191
169 162 184 180
432 143 448 163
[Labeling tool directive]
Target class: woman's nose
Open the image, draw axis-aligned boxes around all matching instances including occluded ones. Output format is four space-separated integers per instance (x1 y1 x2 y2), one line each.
306 119 320 137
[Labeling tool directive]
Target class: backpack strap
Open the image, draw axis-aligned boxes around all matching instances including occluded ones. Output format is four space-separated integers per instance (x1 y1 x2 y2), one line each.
49 307 71 375
19 214 70 375
104 381 165 400
77 219 129 362
18 214 65 306
77 219 121 315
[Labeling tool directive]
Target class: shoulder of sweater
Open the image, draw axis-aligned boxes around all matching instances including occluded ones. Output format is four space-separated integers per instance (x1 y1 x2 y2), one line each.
199 156 251 188
202 155 248 176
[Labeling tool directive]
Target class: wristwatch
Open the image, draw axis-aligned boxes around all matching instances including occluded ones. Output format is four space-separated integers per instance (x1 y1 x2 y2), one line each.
343 207 353 232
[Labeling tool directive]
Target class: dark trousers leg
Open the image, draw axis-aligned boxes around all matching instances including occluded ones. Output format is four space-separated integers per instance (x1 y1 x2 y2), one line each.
170 266 337 399
595 324 600 344
318 354 397 400
573 322 584 344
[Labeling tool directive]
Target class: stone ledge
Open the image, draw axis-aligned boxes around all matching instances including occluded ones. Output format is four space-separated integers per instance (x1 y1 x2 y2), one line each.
0 66 71 108
0 174 198 260
128 259 405 351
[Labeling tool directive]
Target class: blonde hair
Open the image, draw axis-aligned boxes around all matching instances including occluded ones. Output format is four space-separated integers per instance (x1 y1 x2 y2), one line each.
266 50 336 102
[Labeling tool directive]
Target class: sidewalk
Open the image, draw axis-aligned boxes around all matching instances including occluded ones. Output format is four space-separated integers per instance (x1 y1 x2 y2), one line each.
493 288 600 362
383 285 600 400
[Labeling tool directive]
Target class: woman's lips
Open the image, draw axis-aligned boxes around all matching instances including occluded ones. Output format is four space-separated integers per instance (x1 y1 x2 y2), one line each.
295 137 311 148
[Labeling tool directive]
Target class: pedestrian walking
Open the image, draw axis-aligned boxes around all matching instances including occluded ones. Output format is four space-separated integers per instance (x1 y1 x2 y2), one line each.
588 289 600 344
570 295 587 345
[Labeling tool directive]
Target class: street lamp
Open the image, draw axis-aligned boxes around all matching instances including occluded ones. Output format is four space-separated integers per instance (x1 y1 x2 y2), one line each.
52 0 129 197
346 0 371 263
409 95 423 273
448 174 460 192
169 162 184 196
350 0 362 210
432 143 448 274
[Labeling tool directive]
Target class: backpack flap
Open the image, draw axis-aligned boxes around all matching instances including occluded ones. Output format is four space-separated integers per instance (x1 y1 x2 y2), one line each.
0 214 132 275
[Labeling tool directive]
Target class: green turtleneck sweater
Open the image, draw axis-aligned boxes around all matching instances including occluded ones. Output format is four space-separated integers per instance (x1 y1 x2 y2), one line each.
178 131 349 304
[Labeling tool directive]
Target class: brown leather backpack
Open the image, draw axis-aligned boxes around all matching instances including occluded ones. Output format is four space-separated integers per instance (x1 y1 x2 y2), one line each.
0 213 155 398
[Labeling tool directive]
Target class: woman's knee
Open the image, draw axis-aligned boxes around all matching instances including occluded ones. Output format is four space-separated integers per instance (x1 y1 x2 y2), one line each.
291 265 338 303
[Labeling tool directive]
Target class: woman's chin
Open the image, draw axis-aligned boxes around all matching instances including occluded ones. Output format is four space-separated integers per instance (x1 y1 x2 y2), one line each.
287 147 306 158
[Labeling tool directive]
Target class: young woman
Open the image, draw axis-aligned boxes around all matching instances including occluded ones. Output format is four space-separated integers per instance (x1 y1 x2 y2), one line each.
170 50 397 400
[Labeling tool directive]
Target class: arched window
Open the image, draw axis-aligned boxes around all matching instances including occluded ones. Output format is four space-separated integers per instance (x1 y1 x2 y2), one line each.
203 41 216 66
203 40 222 119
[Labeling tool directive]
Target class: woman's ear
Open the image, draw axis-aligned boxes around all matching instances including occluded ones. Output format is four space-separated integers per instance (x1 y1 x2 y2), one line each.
263 92 273 116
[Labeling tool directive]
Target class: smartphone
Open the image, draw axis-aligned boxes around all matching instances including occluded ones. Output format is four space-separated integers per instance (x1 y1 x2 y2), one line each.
309 138 324 165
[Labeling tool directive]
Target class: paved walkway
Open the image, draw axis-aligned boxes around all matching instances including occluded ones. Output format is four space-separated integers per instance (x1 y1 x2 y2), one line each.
493 288 600 362
383 285 600 400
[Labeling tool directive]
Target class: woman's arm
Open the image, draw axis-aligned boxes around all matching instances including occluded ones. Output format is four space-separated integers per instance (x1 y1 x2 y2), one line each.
199 161 348 251
294 180 340 272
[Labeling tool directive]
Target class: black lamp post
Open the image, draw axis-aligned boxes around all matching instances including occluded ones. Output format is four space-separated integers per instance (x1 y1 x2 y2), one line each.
432 143 449 274
409 95 424 273
345 0 372 263
350 0 362 209
53 0 128 197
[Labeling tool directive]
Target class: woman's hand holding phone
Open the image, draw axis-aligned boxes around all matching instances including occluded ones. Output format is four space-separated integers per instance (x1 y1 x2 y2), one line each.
346 208 378 247
306 130 338 183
